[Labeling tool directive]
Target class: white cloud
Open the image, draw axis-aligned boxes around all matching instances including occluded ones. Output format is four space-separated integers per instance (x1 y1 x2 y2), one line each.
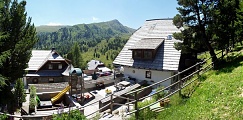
46 22 63 26
92 16 99 21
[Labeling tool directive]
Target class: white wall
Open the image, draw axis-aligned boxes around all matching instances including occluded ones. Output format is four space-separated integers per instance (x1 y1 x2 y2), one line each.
23 77 27 87
123 66 173 87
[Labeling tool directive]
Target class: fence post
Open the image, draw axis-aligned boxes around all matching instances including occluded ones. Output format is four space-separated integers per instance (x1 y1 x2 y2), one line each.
221 49 224 59
196 63 200 79
110 94 113 114
134 91 139 120
127 98 130 112
178 72 182 97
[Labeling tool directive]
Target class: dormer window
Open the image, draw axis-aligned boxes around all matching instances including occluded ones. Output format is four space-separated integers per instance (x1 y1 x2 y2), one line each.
129 38 165 60
48 64 53 69
58 64 62 69
144 50 153 59
134 50 142 59
132 50 154 60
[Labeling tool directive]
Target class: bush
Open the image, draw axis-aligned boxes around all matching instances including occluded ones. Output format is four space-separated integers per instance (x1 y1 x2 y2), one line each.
152 86 166 100
14 78 26 107
29 86 37 111
0 114 7 120
52 109 87 120
129 98 157 120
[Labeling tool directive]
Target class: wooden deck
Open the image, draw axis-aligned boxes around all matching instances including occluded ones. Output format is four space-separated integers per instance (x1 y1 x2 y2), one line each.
101 83 141 103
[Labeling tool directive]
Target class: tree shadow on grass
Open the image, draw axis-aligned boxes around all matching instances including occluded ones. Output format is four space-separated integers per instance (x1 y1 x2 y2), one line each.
181 74 207 99
198 74 207 82
215 53 243 75
232 46 243 52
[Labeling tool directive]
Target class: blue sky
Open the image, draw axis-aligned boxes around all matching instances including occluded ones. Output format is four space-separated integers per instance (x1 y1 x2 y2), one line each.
25 0 179 29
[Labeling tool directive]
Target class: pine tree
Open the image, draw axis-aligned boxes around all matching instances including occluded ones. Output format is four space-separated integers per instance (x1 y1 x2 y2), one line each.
174 0 241 63
67 42 85 69
0 0 37 113
174 0 218 68
236 1 243 45
106 54 109 60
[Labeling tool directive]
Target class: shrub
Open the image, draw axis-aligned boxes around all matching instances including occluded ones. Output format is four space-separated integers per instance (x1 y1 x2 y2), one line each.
14 78 26 107
0 114 7 120
52 109 87 120
152 86 166 100
29 86 37 111
129 98 157 120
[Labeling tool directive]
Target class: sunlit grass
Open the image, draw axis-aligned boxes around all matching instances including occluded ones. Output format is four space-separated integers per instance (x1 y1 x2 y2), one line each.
156 51 243 120
128 45 243 120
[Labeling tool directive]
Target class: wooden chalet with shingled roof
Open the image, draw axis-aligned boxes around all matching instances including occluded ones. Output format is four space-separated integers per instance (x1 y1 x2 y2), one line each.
23 48 71 86
113 18 182 87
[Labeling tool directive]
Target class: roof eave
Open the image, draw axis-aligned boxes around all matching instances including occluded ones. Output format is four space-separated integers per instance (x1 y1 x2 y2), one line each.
121 65 178 72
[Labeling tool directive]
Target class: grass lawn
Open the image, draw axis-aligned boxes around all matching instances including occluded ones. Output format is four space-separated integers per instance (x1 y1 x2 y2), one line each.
156 51 243 120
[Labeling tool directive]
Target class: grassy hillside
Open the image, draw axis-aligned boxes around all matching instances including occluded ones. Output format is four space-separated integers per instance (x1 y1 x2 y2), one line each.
36 25 70 32
157 50 243 119
129 47 243 120
81 34 130 68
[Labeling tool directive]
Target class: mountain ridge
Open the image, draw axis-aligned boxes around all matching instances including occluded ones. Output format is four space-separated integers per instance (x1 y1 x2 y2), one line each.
36 19 135 33
35 19 135 67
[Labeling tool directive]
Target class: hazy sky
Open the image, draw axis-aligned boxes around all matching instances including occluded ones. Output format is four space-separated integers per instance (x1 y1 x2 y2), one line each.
25 0 179 29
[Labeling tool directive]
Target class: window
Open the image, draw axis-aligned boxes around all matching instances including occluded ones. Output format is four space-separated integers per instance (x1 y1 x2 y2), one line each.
145 71 151 79
49 78 54 83
133 50 142 59
144 51 153 59
167 35 172 40
132 50 155 60
48 64 53 69
32 78 38 84
58 64 62 69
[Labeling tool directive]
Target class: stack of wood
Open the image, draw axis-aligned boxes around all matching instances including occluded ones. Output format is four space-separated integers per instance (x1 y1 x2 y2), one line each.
150 98 170 112
159 98 170 107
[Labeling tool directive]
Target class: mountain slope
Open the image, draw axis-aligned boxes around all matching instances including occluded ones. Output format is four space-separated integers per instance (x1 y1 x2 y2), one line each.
35 20 135 68
36 25 70 33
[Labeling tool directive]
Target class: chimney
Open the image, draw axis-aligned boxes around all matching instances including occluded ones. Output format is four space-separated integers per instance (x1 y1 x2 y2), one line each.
51 48 55 52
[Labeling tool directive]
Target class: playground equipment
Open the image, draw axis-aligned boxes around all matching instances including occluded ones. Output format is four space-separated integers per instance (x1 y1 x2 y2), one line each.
51 85 71 104
69 68 84 103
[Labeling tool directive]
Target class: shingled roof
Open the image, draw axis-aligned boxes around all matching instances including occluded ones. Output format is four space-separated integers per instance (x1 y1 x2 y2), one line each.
113 19 181 71
129 38 164 50
25 49 67 71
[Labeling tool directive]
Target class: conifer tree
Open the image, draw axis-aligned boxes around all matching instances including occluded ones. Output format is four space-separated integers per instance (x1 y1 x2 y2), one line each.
0 0 37 113
174 0 219 68
67 42 85 69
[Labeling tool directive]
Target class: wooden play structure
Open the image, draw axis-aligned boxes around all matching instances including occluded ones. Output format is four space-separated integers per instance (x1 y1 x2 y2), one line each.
69 68 85 103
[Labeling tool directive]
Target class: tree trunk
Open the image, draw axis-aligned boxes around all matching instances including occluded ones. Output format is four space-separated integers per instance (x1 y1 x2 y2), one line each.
204 37 218 69
195 2 218 69
231 17 235 48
